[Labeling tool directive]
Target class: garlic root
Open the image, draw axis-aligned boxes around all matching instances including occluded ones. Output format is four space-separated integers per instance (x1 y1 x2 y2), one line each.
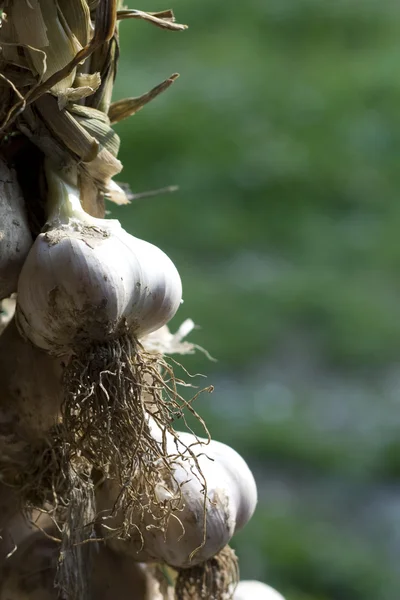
174 545 239 600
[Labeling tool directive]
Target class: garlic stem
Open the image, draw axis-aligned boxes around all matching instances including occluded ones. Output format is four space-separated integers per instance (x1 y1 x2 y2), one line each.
45 163 87 225
45 161 119 230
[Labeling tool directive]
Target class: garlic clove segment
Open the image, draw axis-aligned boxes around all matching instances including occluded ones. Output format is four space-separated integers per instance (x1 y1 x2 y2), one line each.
97 426 258 569
234 581 286 600
0 159 32 300
173 430 258 535
16 165 182 354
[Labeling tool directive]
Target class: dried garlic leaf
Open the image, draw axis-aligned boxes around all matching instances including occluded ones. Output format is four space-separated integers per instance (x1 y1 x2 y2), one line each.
35 94 99 162
18 107 72 169
25 0 118 106
79 170 105 217
9 0 49 49
82 146 122 187
56 84 101 111
11 0 82 92
108 73 179 124
117 9 187 31
85 34 117 113
147 10 177 22
69 104 110 124
105 179 130 205
57 0 91 47
74 72 101 90
76 114 120 158
0 14 29 68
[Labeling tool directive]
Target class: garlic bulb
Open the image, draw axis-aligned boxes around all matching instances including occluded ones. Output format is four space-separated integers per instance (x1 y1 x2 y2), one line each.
16 164 182 355
234 581 286 600
97 425 258 569
0 159 32 300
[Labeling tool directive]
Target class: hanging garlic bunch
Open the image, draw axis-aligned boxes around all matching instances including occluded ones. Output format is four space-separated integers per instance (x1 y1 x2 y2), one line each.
97 423 257 599
15 160 183 530
0 158 32 300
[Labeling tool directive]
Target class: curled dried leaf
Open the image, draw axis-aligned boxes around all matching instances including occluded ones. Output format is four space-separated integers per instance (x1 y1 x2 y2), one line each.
35 93 99 162
75 111 120 157
105 178 130 205
10 0 84 93
81 145 122 187
22 0 117 109
85 33 118 113
117 9 187 31
56 83 101 111
108 73 179 124
74 72 102 90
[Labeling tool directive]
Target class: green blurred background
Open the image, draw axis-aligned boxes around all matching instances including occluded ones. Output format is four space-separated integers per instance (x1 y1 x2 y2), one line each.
111 2 400 598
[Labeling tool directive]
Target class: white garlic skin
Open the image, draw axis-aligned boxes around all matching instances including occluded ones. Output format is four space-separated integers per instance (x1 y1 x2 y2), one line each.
16 219 182 354
234 581 286 600
97 426 257 569
0 159 32 300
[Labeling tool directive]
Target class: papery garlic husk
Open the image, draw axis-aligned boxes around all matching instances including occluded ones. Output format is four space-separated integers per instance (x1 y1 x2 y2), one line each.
234 581 286 600
0 158 32 300
174 545 239 600
97 425 257 599
142 318 198 356
0 0 90 94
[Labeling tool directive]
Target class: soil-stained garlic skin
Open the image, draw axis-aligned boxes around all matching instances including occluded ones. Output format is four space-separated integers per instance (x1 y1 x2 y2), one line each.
16 218 182 354
0 159 32 300
97 428 257 569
